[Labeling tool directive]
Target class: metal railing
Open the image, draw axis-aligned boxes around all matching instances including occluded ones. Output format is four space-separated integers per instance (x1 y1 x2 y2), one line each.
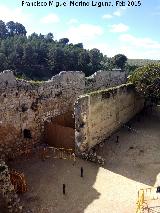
40 146 76 162
136 187 160 213
136 189 145 213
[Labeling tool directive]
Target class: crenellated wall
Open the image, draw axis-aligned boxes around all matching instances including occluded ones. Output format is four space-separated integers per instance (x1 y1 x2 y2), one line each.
74 84 144 153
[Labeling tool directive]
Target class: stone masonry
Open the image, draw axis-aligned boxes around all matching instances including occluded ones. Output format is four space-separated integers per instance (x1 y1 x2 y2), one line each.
0 69 126 160
74 84 144 153
0 69 142 213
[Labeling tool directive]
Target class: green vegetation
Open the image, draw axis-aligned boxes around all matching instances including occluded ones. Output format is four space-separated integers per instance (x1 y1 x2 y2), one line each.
0 20 131 80
17 77 43 84
127 59 160 67
86 83 133 97
112 54 127 70
1 19 159 84
128 64 160 103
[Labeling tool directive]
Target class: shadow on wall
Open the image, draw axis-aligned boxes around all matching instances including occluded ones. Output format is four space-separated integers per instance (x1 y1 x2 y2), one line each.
44 111 75 149
97 107 160 187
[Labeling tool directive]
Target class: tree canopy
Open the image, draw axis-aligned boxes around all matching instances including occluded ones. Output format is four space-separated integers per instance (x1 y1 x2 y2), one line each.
0 20 130 80
112 54 128 70
128 64 160 103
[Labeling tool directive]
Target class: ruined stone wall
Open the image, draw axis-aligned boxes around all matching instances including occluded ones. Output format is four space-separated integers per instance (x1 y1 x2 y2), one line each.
75 84 144 152
0 70 126 159
0 70 85 159
85 70 126 92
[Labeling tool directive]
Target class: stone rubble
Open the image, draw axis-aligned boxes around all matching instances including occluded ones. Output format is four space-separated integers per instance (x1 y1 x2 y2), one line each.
80 150 105 166
0 160 22 213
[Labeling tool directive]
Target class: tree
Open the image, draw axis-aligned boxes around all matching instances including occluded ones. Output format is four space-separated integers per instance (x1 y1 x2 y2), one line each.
78 49 90 71
0 19 114 79
112 54 127 70
74 43 83 48
23 43 35 66
128 64 160 103
0 53 7 71
28 33 39 40
6 21 27 37
0 20 7 39
15 22 27 36
59 38 69 46
45 33 54 42
64 48 79 71
89 48 103 75
6 21 16 37
124 63 138 75
47 46 65 74
101 55 114 71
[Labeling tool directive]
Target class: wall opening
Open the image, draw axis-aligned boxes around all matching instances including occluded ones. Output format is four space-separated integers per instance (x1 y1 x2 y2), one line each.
23 129 32 139
44 111 75 149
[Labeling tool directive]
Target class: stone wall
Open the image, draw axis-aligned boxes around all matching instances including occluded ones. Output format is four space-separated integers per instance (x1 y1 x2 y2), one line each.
74 84 144 152
85 70 126 92
0 70 125 158
0 70 126 159
0 70 85 159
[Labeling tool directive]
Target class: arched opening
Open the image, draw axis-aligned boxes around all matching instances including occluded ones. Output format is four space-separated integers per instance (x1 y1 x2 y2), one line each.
44 111 75 149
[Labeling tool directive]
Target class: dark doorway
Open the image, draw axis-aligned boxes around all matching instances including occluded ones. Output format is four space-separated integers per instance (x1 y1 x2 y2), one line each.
23 129 32 139
44 111 75 149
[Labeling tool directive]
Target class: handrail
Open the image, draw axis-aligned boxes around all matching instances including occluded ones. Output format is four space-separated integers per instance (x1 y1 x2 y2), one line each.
136 187 160 213
41 146 76 162
136 189 145 213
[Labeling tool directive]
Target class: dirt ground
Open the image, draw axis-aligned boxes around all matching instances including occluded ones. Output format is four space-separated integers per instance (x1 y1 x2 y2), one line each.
9 107 160 213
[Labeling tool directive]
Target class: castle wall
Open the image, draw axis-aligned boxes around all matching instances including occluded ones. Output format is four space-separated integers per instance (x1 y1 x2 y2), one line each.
0 71 85 159
85 70 126 92
0 70 126 159
75 84 144 152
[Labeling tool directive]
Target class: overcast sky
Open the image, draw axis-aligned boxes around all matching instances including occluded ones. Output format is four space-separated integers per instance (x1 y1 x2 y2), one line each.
1 0 160 59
